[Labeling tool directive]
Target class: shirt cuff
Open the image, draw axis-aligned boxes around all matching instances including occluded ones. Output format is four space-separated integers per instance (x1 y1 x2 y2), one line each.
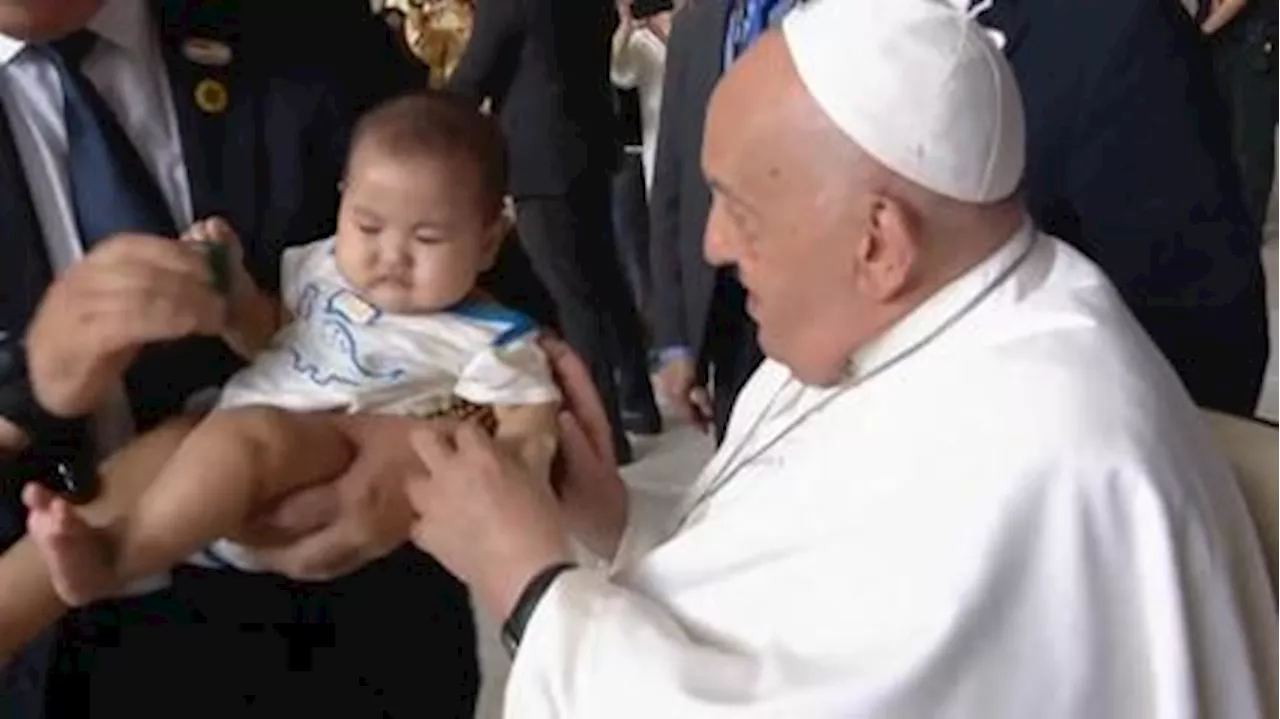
655 346 692 368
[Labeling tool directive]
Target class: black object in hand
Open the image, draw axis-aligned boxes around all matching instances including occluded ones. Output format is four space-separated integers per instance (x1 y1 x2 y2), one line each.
199 240 233 296
631 0 674 20
8 448 99 505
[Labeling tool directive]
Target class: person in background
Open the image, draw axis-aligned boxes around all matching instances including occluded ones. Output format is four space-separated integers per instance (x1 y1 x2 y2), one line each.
609 0 676 320
0 1 551 715
396 1 1279 714
612 0 674 193
448 0 663 460
968 0 1269 416
1198 0 1277 234
648 0 796 441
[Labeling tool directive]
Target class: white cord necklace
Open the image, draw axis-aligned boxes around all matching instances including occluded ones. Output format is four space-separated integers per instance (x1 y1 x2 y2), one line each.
675 234 1038 531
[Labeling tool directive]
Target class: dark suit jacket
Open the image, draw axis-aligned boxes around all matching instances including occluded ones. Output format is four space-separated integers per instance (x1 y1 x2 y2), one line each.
650 0 1268 414
977 0 1267 414
0 1 538 714
446 0 619 197
647 0 728 358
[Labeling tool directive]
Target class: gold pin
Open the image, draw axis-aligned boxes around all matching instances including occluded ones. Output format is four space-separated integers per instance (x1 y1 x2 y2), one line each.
194 78 228 114
182 37 233 67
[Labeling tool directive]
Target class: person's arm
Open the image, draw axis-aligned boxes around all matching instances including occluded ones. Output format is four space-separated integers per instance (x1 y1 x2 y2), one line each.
611 21 642 89
445 0 525 102
647 12 692 354
181 217 285 359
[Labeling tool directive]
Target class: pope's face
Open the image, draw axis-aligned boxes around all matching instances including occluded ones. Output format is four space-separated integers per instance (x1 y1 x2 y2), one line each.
0 0 102 41
701 35 878 386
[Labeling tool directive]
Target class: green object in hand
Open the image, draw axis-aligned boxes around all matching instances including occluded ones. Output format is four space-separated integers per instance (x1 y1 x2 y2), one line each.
200 241 232 296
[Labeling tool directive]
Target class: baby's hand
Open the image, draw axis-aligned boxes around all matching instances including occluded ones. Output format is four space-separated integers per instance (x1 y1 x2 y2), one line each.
181 216 254 298
181 216 244 264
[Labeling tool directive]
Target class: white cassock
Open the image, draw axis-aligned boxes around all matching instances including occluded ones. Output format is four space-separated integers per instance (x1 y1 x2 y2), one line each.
503 221 1278 718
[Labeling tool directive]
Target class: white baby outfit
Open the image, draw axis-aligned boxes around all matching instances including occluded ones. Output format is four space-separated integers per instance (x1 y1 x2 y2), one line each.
190 236 560 571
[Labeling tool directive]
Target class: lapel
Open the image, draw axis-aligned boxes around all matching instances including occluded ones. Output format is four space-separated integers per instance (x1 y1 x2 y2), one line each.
0 96 54 333
973 0 1031 59
152 0 258 233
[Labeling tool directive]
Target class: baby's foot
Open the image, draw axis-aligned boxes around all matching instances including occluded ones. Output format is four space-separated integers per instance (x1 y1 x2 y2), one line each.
22 483 119 607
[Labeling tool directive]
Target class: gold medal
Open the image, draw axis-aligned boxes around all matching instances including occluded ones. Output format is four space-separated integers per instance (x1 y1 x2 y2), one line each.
194 78 228 114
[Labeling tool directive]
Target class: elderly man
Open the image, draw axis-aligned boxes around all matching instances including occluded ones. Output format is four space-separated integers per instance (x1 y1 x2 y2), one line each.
404 0 1277 716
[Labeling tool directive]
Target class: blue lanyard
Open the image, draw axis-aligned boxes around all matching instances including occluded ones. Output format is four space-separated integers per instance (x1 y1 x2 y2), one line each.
726 0 779 64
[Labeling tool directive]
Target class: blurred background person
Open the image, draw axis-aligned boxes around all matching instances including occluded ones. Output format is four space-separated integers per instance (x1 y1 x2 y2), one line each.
1197 0 1276 239
448 0 662 462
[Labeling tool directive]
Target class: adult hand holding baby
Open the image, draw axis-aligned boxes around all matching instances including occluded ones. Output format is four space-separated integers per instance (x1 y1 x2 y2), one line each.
25 233 229 418
238 413 428 581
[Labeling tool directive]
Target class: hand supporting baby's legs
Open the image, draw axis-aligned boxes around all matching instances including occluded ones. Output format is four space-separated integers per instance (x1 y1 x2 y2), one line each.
0 415 199 666
25 407 355 607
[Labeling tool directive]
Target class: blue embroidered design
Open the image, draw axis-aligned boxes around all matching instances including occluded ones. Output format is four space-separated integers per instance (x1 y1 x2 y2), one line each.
297 283 320 320
288 285 407 387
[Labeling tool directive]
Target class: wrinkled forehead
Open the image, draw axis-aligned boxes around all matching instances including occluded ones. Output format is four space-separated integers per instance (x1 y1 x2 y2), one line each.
702 36 799 187
703 34 865 208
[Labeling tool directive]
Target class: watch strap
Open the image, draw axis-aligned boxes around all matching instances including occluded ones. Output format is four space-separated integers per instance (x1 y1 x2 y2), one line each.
501 561 578 656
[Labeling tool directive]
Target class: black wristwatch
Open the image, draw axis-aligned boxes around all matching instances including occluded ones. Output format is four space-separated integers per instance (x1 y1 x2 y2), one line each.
501 561 578 657
0 334 98 502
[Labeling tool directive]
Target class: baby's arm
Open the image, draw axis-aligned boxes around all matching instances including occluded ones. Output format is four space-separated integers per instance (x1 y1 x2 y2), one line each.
182 217 286 358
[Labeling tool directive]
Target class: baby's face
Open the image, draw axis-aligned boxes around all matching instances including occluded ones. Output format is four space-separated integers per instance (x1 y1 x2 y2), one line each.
334 148 501 314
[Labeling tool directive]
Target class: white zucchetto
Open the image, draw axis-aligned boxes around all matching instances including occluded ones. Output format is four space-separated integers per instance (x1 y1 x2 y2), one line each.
782 0 1025 203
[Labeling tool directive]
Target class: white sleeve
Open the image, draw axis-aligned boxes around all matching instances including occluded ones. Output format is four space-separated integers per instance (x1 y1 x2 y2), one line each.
505 570 776 719
453 332 561 406
610 28 641 89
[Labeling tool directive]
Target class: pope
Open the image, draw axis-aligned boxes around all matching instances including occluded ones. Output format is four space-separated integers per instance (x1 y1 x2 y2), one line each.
404 0 1278 716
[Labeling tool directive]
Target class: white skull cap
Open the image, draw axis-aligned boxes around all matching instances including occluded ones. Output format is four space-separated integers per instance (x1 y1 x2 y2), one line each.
781 0 1025 202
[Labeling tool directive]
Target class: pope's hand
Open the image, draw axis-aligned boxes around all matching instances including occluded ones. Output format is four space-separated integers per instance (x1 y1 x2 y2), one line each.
237 414 422 581
407 422 573 622
541 337 630 558
25 233 228 417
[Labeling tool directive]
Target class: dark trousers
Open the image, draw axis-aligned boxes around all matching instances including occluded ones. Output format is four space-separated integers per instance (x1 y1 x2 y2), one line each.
611 152 653 320
703 271 764 444
1208 0 1277 233
1 548 478 718
516 173 658 459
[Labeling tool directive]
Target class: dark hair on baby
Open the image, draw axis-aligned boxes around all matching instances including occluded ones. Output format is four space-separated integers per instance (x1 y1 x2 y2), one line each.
347 90 507 219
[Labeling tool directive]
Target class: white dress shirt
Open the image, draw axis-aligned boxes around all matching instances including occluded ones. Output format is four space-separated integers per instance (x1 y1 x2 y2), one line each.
0 0 192 452
610 24 665 192
504 223 1278 718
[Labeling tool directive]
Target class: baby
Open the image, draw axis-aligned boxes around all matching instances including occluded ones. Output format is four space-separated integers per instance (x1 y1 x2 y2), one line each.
18 91 561 609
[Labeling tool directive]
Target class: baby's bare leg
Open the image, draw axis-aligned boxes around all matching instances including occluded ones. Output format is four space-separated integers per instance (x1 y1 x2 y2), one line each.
29 407 355 606
0 415 198 666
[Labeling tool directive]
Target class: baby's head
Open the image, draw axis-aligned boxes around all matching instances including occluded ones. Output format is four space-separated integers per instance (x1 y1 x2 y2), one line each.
335 91 508 313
